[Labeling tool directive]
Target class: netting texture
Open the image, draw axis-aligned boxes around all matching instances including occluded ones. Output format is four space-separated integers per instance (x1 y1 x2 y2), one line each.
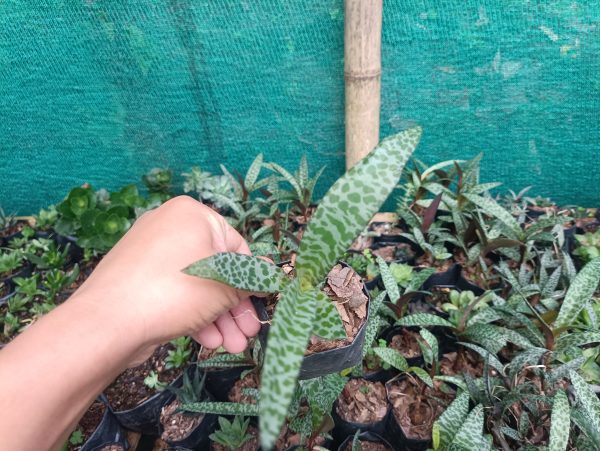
0 1 598 214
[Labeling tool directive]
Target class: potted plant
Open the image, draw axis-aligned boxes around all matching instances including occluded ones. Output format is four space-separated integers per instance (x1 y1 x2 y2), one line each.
159 367 218 449
184 127 422 448
104 337 195 435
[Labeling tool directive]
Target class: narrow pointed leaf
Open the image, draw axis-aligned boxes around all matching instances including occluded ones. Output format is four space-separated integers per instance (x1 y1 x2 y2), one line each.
245 153 264 190
421 192 443 234
195 353 252 369
377 256 399 303
259 281 317 450
451 404 489 449
181 401 259 416
295 127 422 286
313 290 346 339
464 193 522 239
435 375 467 391
555 258 600 328
373 347 408 371
571 407 600 449
362 291 388 357
298 155 309 188
409 366 434 388
435 392 469 447
266 162 303 199
548 357 586 384
457 342 504 374
549 390 570 451
406 267 435 293
184 253 288 293
419 328 439 364
570 370 600 432
395 313 453 328
555 331 600 354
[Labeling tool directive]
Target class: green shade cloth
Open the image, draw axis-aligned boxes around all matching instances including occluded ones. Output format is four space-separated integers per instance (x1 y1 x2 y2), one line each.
1 1 598 214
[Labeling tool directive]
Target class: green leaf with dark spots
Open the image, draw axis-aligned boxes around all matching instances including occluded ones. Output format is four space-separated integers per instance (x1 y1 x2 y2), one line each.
181 401 259 416
373 347 408 371
295 127 422 286
435 392 469 447
313 291 346 339
184 253 289 293
549 390 570 451
396 313 453 328
259 280 318 449
555 258 600 328
570 370 600 432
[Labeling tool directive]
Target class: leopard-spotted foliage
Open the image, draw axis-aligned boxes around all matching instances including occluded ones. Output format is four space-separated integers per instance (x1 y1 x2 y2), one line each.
549 390 570 451
312 290 346 339
184 252 289 293
295 127 422 286
259 279 317 448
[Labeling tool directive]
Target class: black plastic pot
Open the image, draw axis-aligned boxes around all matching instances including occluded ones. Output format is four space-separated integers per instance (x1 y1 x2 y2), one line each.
0 261 33 287
0 287 15 306
420 264 484 296
361 365 399 384
204 365 254 402
253 263 370 380
160 399 218 449
80 406 130 451
370 240 421 266
331 397 390 447
107 372 182 435
380 325 426 368
384 373 456 451
337 431 396 451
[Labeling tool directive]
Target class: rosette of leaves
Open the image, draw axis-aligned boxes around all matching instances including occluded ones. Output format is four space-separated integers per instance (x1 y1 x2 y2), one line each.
184 127 423 449
76 207 131 252
209 416 254 450
396 289 534 358
54 185 142 252
142 167 173 197
54 187 97 236
264 154 325 221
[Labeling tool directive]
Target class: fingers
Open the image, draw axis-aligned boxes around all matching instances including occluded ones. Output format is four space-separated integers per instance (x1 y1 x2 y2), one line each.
193 323 223 350
229 298 262 338
215 313 249 354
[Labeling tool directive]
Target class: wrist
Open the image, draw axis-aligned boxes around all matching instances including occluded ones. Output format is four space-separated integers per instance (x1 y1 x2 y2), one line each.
66 290 150 367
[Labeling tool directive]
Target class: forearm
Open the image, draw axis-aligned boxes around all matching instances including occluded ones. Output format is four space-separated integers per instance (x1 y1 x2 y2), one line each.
0 294 146 450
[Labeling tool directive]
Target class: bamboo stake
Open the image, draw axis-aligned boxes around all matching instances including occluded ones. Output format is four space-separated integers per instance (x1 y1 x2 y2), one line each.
344 0 383 169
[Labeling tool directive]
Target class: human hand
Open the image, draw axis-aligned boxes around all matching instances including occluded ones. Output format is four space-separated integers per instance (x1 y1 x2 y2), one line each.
71 196 261 360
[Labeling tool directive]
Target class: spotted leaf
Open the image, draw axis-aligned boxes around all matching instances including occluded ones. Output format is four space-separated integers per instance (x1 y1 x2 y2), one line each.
555 331 600 354
373 347 408 371
295 127 422 286
313 290 346 339
549 390 570 451
181 401 259 416
464 193 522 240
195 353 252 369
451 404 492 450
555 258 600 328
435 391 469 447
184 252 288 293
377 256 400 302
362 291 388 358
259 281 317 450
395 313 453 328
570 370 600 432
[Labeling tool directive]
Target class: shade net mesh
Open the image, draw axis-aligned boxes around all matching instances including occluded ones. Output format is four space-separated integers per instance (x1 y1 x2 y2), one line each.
1 0 598 213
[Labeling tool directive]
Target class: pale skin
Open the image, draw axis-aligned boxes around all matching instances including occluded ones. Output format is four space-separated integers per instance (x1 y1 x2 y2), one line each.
0 196 262 451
